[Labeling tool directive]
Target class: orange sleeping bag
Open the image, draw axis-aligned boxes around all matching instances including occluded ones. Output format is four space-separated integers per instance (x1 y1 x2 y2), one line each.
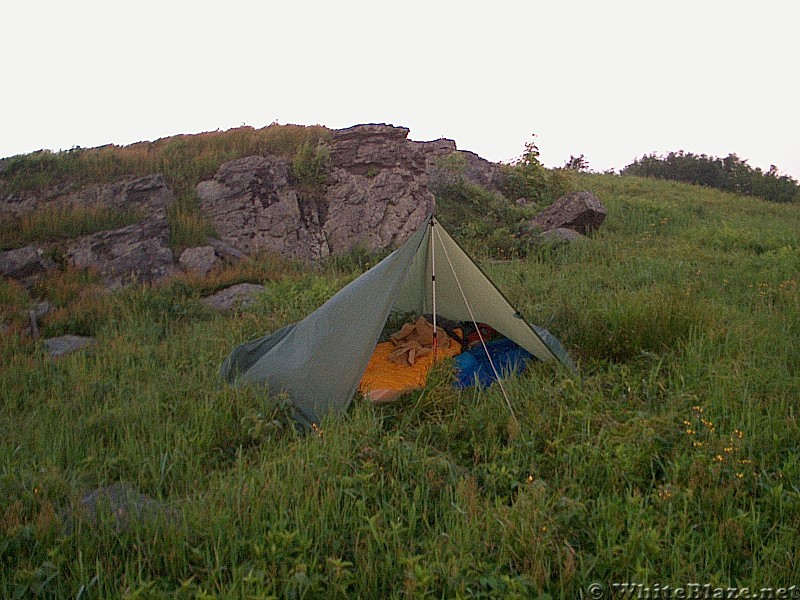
359 318 461 404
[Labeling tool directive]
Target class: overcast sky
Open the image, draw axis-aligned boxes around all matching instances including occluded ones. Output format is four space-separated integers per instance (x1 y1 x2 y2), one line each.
3 1 798 180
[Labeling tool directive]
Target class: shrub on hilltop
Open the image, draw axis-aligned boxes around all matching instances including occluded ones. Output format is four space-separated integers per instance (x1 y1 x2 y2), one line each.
622 151 799 203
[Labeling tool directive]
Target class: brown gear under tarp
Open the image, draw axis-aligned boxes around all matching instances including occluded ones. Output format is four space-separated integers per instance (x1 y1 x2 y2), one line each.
359 317 461 403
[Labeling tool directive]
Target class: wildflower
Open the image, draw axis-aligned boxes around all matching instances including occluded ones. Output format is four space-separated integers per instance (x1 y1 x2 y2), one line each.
692 441 704 448
657 485 675 500
733 429 744 439
692 406 704 414
735 473 744 479
686 429 695 435
527 475 534 483
724 446 734 453
714 454 724 463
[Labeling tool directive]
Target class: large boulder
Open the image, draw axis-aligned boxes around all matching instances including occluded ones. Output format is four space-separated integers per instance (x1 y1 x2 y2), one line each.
0 245 55 279
197 155 330 261
530 190 607 236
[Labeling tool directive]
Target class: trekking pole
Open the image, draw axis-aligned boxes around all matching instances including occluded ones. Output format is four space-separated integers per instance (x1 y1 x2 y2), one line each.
430 216 438 360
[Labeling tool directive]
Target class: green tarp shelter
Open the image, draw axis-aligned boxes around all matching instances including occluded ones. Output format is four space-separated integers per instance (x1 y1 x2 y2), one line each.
220 216 574 427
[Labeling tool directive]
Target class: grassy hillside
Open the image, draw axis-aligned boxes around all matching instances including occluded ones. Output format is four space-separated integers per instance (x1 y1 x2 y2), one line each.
2 174 799 597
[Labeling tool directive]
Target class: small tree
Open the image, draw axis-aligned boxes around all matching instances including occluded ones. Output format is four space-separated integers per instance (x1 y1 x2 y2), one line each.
500 135 573 205
564 154 589 172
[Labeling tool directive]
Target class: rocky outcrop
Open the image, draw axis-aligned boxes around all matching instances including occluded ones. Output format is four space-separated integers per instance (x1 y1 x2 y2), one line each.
1 125 523 289
65 175 176 287
67 174 173 216
426 145 504 192
197 124 444 259
67 221 176 288
197 156 329 260
322 124 435 254
530 190 607 236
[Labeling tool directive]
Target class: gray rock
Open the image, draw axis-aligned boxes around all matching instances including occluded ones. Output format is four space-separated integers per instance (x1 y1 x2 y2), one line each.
67 483 175 530
31 300 52 320
322 124 435 254
201 283 267 311
423 139 504 193
196 124 439 260
66 220 176 289
207 237 246 260
44 334 96 358
0 245 53 279
530 190 607 236
67 174 173 218
179 245 218 276
2 174 178 289
540 227 586 244
197 156 330 261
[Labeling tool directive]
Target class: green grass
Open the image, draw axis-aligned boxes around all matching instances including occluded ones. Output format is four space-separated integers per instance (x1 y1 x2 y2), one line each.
1 174 799 597
0 124 332 196
0 204 141 251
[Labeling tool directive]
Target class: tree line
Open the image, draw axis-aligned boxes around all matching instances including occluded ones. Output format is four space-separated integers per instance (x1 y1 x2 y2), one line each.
621 151 799 203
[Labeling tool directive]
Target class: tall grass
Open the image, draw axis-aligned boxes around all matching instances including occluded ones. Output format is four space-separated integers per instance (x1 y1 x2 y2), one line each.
1 174 799 596
0 204 141 251
1 124 332 196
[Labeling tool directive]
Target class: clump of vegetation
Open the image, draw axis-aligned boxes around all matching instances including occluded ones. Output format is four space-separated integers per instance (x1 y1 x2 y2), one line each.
499 135 573 207
563 154 590 171
291 138 330 197
622 150 800 203
0 204 141 251
431 137 574 259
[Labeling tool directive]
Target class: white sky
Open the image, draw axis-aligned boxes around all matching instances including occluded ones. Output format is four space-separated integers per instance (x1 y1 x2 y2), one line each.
3 1 799 180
